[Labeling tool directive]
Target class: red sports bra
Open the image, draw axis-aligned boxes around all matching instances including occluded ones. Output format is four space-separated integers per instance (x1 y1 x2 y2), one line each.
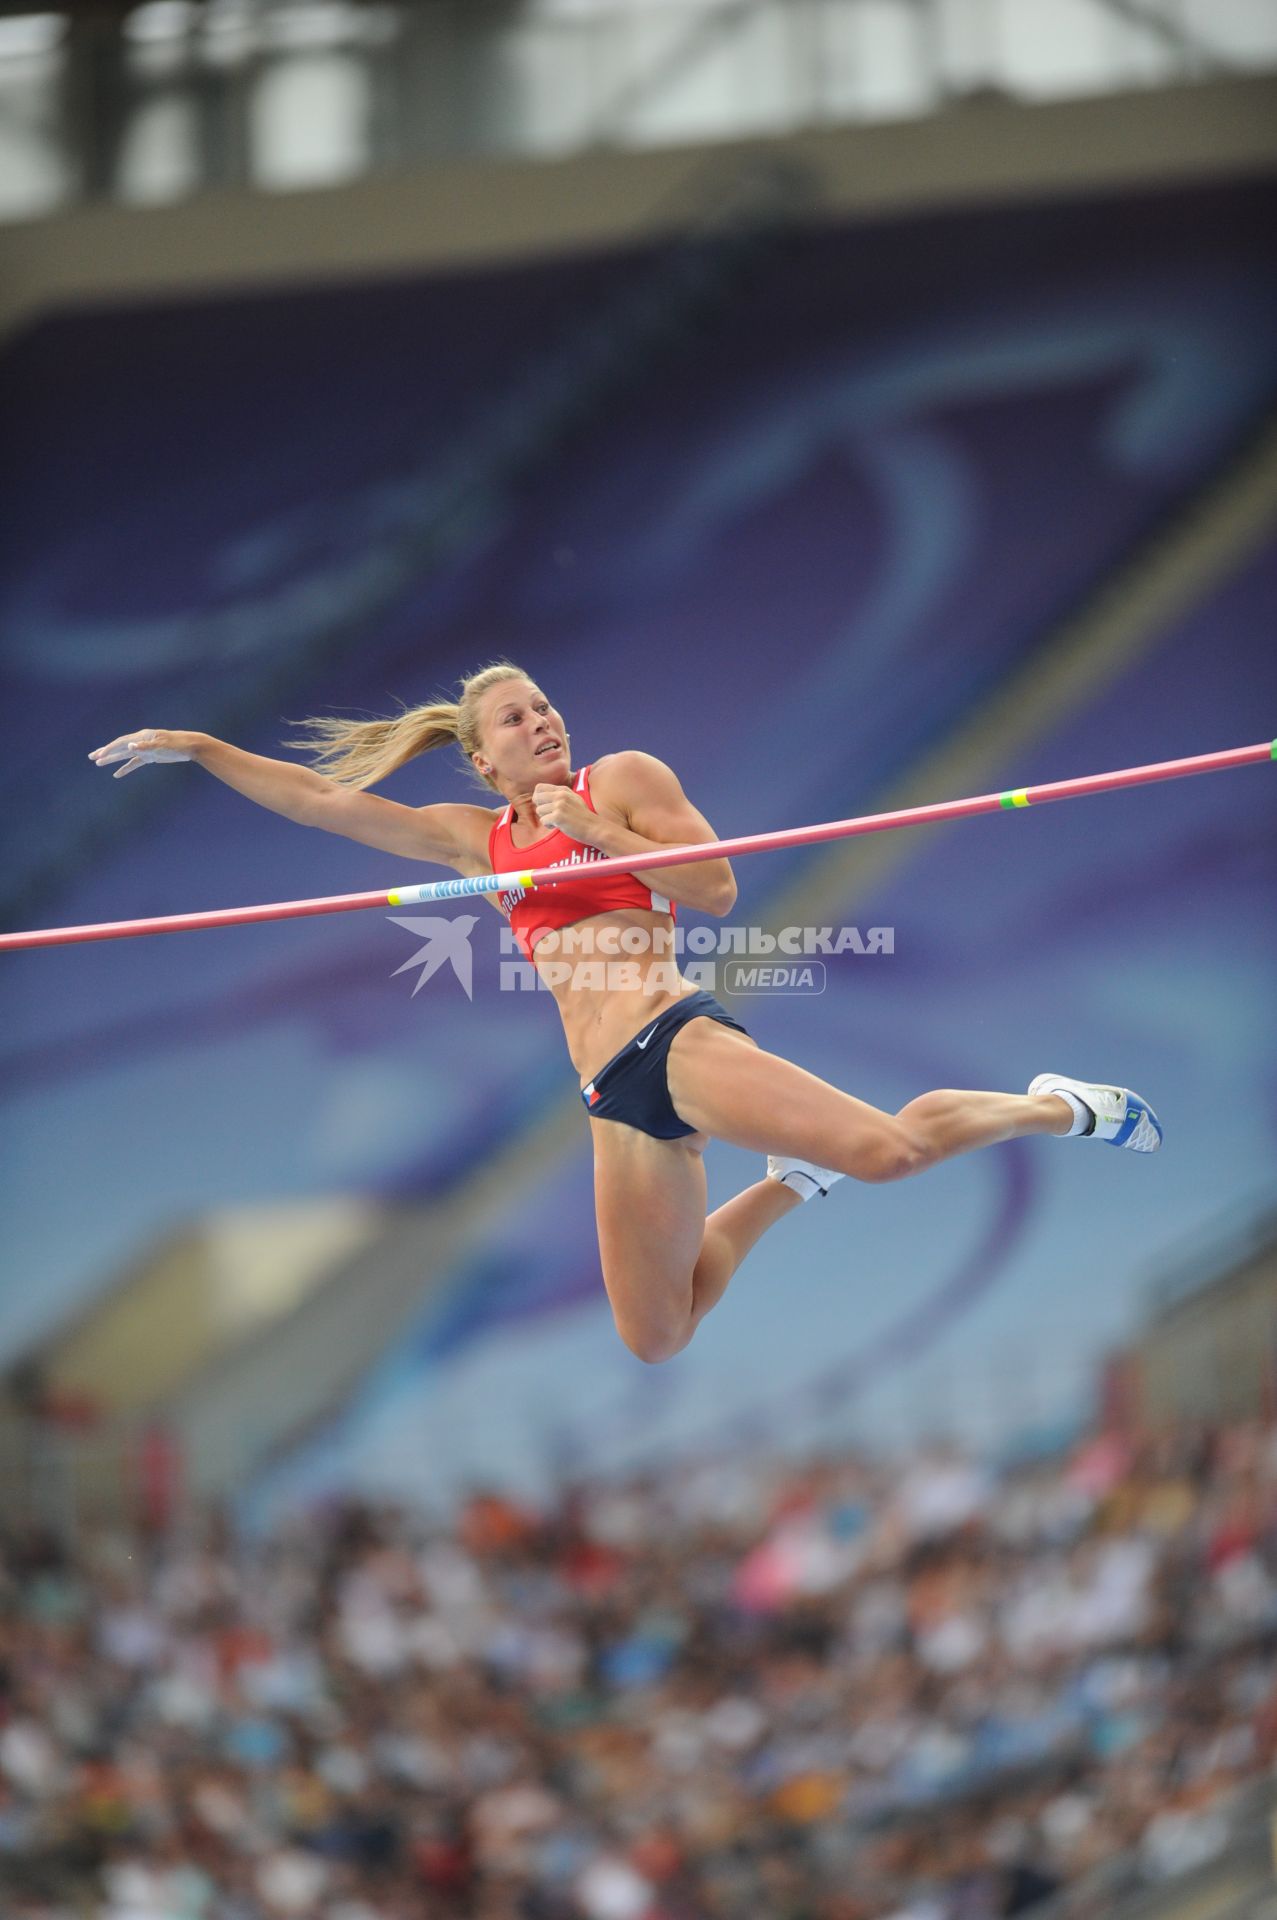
487 763 673 962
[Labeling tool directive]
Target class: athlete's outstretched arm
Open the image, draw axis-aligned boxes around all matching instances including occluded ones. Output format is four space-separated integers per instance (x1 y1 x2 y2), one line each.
88 728 490 872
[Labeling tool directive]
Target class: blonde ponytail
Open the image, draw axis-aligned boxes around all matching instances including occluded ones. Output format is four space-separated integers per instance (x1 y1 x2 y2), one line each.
282 660 531 792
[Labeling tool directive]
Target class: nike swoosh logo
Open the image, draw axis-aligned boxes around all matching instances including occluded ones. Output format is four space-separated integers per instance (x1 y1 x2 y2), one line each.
635 1025 660 1050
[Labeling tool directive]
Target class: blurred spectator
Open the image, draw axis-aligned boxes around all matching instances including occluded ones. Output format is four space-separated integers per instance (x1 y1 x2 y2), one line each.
4 1418 1277 1918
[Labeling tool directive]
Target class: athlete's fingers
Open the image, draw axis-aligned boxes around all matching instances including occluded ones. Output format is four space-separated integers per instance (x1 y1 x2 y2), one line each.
89 728 190 770
89 734 137 762
91 730 155 761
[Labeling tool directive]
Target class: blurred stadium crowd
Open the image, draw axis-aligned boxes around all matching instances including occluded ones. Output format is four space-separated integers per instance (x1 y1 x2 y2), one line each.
4 1416 1277 1920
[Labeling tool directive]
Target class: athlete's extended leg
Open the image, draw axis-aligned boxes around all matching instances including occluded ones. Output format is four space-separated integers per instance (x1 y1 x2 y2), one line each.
590 1118 803 1364
666 1021 1074 1181
592 1026 1154 1364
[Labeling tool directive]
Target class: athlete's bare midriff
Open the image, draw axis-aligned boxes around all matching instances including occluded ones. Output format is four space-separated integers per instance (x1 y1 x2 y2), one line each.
524 905 700 1082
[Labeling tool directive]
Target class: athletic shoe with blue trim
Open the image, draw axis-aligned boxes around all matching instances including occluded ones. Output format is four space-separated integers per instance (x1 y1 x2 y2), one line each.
767 1155 846 1199
1029 1073 1163 1153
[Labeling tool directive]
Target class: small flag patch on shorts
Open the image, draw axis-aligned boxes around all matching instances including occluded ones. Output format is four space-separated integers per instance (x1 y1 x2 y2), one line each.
585 1083 599 1105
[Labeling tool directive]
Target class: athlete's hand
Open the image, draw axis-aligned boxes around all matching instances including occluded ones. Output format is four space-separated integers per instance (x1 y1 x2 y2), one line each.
89 728 195 778
532 782 612 846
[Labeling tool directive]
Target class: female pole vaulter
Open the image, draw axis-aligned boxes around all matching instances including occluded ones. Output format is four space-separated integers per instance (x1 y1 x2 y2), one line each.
90 662 1160 1364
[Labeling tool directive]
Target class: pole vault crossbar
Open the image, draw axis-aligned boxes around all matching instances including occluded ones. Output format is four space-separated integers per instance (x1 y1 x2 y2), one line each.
2 739 1272 953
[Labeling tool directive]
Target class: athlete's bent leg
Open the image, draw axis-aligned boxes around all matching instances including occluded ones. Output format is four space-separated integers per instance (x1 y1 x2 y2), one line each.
691 1177 802 1329
590 1119 802 1363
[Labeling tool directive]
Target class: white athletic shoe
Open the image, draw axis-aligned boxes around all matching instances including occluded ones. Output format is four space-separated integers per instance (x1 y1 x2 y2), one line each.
1028 1072 1163 1153
767 1155 846 1200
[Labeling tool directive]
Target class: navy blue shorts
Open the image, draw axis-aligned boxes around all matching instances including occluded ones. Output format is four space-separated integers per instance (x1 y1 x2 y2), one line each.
581 990 751 1140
